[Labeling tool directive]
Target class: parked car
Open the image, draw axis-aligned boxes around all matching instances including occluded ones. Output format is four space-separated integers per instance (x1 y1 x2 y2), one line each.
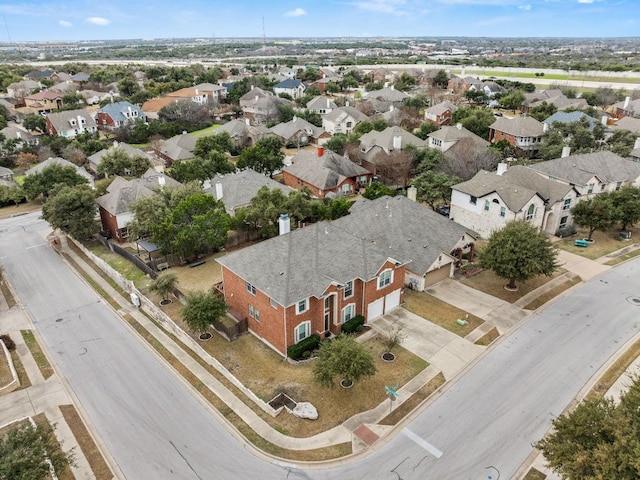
434 205 450 217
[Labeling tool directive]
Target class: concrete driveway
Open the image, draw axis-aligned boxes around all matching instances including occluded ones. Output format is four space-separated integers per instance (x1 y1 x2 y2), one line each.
370 308 484 380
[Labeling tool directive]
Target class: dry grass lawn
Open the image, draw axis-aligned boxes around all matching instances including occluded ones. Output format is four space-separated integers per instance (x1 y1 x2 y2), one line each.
21 330 54 379
604 248 640 266
459 268 566 304
59 405 113 480
1 275 16 308
162 251 225 294
0 343 13 389
474 327 500 346
523 468 547 480
557 226 640 260
403 290 484 335
522 275 582 310
9 349 30 389
0 198 44 220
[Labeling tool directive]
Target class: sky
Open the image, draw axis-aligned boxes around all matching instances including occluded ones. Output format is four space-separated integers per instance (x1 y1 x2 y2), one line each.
0 0 638 42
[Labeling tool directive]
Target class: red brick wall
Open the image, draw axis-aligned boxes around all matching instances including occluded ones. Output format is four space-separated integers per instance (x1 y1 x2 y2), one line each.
96 112 115 129
282 170 333 198
363 260 406 319
489 129 515 146
98 207 122 242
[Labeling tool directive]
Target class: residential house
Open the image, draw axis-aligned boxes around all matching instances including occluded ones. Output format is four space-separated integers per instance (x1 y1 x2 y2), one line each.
88 142 157 175
277 67 296 79
427 123 489 152
309 77 339 94
270 117 330 147
358 125 427 180
239 87 272 108
613 97 640 118
306 96 337 115
612 116 640 135
26 157 94 189
25 70 55 81
7 80 42 100
45 109 97 138
166 83 227 104
488 116 545 154
50 81 78 94
367 67 396 84
523 89 588 112
154 132 197 165
96 101 146 131
96 170 182 242
24 91 63 114
0 166 15 187
363 87 410 111
204 169 293 216
543 111 604 132
273 79 306 100
71 73 90 83
472 81 504 98
424 101 457 126
216 219 409 356
527 150 640 197
241 91 292 125
282 147 371 198
0 125 38 148
79 90 113 106
322 106 368 136
141 97 175 120
447 75 482 94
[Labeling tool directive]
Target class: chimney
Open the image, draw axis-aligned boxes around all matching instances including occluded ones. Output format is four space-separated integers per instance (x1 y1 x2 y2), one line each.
392 135 402 150
202 179 212 189
317 146 324 157
215 182 223 200
601 116 608 126
390 84 395 90
456 122 462 130
195 88 199 95
346 100 350 107
245 118 250 126
561 146 571 158
407 185 417 202
158 175 166 186
278 213 290 236
182 130 187 135
326 98 330 108
389 105 395 112
292 115 297 122
112 140 118 148
624 96 631 109
634 137 640 150
543 122 549 133
251 85 254 90
496 162 508 176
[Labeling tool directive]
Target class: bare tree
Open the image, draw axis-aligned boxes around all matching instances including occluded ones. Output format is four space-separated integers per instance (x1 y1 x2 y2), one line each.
439 139 500 181
372 150 414 188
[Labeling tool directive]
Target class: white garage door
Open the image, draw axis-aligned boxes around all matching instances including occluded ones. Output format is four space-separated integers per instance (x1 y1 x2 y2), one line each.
367 298 384 320
385 289 401 312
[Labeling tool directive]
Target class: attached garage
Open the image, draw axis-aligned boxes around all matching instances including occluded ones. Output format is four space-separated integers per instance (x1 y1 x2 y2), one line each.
385 289 401 311
424 264 452 288
367 298 384 320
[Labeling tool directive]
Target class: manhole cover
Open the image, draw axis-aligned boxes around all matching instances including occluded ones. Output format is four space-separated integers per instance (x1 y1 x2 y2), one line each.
55 318 63 322
626 296 640 306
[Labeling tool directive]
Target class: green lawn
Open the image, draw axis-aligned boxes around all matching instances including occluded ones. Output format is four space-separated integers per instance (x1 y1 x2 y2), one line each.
190 124 221 137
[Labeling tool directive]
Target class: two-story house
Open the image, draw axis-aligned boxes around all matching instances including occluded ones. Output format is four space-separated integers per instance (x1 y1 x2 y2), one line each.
282 147 371 198
322 106 369 136
45 109 97 138
424 101 457 126
306 96 337 115
427 123 489 153
269 116 330 147
216 218 409 356
24 91 63 114
96 101 146 131
273 79 306 100
488 116 546 154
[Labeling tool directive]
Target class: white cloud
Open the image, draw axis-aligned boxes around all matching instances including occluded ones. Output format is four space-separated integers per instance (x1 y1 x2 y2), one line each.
59 20 72 27
518 4 532 10
352 0 410 16
85 17 111 26
285 8 307 17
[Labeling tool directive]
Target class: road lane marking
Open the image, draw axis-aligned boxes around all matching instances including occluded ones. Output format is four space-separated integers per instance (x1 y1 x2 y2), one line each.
25 243 47 250
402 428 443 458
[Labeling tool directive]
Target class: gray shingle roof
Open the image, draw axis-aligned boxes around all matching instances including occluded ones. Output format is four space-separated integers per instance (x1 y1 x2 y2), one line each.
452 170 542 212
284 149 370 191
274 79 304 89
26 157 93 184
429 124 488 146
159 133 197 161
204 169 292 215
306 96 337 111
425 101 457 117
613 116 640 134
363 87 409 102
345 195 476 275
359 125 427 154
270 117 325 140
46 109 97 133
528 151 640 186
88 143 154 170
323 105 369 123
490 116 545 137
543 111 601 130
217 220 409 307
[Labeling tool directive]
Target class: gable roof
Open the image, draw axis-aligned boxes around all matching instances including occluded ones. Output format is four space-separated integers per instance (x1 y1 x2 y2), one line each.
323 105 369 123
425 101 457 117
217 220 409 307
502 165 574 206
26 157 94 184
239 87 272 104
215 119 250 138
543 111 602 131
274 79 305 89
46 108 97 132
306 96 337 111
613 116 640 134
490 116 545 137
204 169 292 215
270 117 325 140
98 101 145 123
158 133 197 161
346 195 476 275
359 125 427 154
429 124 488 147
363 87 410 102
88 142 154 170
453 170 542 213
141 97 175 113
0 125 36 142
25 90 63 101
284 149 370 191
528 151 640 186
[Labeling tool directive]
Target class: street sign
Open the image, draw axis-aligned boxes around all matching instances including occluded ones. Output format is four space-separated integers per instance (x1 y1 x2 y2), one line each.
385 384 399 398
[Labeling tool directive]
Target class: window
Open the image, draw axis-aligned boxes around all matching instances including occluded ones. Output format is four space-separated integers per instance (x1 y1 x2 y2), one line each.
378 270 393 289
343 280 353 299
587 184 594 194
484 200 490 211
245 282 256 295
342 304 356 323
294 321 310 343
562 199 571 211
526 204 535 221
248 304 255 318
500 206 506 217
346 121 352 128
601 183 607 191
616 181 622 191
296 298 308 314
270 298 278 309
559 216 568 228
254 308 260 322
470 196 477 205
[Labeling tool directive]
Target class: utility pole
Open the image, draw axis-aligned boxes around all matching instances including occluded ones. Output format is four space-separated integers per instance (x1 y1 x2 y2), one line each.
262 16 266 50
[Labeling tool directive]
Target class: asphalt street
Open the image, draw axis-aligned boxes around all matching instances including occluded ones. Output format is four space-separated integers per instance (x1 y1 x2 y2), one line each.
1 212 639 480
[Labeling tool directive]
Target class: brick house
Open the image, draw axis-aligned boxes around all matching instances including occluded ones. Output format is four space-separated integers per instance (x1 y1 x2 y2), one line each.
45 109 97 138
96 101 146 131
424 101 457 126
216 219 409 356
282 147 371 198
488 116 545 154
24 91 63 114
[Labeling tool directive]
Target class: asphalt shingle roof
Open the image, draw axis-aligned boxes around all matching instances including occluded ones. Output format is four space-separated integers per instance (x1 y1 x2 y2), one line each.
490 116 545 137
284 149 369 191
359 125 427 154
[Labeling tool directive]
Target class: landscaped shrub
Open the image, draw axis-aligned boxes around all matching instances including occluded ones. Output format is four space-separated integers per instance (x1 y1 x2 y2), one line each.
557 225 577 238
287 334 320 360
0 334 15 350
341 315 365 334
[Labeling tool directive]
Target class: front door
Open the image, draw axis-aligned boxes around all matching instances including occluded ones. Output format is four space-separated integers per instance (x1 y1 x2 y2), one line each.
324 295 333 333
